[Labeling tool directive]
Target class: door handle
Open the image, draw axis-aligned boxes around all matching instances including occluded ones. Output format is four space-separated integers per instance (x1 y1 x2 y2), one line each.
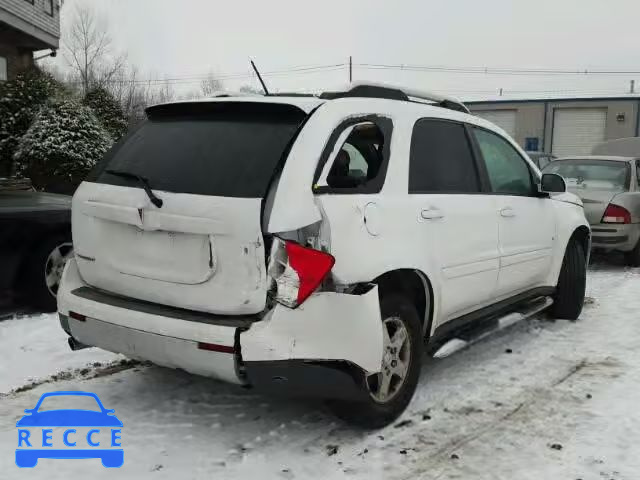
500 207 516 217
421 208 444 220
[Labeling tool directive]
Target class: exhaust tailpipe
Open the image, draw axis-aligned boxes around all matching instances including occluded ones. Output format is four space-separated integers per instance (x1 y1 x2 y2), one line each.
68 336 91 351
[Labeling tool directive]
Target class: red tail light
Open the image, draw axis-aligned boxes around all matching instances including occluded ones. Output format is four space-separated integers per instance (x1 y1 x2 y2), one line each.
270 239 335 308
69 311 86 322
197 342 234 354
602 204 631 224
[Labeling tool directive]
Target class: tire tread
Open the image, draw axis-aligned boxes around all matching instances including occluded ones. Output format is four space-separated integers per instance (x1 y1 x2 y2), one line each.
552 239 586 320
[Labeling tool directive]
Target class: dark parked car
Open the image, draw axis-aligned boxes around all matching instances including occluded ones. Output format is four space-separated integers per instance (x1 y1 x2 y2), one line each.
0 178 73 311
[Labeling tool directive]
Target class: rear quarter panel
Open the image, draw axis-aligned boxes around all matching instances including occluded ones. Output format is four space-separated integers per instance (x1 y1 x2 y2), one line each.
609 192 640 223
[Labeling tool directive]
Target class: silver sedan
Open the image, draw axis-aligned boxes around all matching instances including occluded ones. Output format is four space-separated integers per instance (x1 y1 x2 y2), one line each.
542 156 640 266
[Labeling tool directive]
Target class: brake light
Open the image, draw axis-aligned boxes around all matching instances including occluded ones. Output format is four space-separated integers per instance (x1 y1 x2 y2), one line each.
602 204 632 224
69 311 86 322
270 239 335 308
197 342 234 354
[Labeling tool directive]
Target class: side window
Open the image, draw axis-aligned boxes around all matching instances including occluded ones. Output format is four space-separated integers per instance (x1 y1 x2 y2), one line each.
409 119 480 193
341 143 369 180
473 128 534 195
315 120 388 192
636 160 640 188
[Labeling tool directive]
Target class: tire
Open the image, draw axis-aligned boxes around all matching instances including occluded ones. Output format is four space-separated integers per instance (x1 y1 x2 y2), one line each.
328 293 423 428
624 240 640 267
551 239 586 320
20 233 73 312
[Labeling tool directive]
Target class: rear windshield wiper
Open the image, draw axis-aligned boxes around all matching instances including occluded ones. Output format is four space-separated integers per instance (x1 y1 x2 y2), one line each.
105 169 163 208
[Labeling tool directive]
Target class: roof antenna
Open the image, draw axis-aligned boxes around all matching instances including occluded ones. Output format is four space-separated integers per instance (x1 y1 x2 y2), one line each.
250 59 270 96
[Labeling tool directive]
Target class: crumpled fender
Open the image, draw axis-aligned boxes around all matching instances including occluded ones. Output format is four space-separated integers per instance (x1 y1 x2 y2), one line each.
240 286 383 374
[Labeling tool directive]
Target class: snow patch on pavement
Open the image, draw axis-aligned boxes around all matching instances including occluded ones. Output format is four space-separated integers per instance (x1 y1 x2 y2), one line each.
1 264 639 479
0 313 120 394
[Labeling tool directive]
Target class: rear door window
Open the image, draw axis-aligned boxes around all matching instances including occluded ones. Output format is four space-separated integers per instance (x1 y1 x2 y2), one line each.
409 119 480 193
89 103 307 198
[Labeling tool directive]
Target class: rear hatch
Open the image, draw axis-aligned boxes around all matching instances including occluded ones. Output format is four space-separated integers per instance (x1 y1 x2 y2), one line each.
72 101 307 315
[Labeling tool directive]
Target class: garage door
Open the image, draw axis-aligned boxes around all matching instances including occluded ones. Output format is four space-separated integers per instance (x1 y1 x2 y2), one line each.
474 110 517 139
552 108 607 157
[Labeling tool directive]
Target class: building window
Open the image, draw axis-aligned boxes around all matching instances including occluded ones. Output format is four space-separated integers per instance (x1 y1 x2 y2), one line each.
0 57 7 82
44 0 54 15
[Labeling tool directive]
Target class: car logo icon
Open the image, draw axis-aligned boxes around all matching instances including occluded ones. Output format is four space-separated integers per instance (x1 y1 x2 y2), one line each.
16 391 123 468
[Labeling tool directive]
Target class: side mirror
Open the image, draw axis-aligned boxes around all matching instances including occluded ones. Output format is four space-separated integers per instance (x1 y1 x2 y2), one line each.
540 173 566 193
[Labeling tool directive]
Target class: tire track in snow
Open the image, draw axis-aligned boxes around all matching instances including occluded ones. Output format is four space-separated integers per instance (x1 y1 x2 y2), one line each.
0 358 144 399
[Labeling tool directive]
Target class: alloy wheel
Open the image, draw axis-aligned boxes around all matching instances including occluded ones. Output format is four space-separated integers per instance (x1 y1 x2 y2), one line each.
367 316 411 403
44 242 74 297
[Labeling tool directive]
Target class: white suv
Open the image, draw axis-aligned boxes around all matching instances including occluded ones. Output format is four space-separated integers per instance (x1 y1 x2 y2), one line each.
58 83 590 427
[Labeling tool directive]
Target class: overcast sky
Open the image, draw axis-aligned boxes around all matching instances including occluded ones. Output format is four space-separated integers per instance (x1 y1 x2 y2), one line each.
52 0 640 100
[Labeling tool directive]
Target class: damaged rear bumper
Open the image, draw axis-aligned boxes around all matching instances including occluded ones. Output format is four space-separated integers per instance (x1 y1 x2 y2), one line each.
58 259 383 399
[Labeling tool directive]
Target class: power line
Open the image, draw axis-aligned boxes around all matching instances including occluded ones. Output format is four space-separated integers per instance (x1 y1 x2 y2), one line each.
80 63 347 86
55 58 640 87
355 63 640 77
58 58 640 98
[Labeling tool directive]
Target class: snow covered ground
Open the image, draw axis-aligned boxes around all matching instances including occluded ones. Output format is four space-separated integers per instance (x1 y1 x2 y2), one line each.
1 260 640 479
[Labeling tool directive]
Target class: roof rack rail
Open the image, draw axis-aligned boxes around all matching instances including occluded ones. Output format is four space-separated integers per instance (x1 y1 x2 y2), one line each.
320 81 470 114
269 92 318 97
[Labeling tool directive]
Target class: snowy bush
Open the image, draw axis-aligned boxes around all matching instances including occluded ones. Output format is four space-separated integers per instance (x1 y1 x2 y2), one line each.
83 87 128 140
13 99 112 191
0 68 62 176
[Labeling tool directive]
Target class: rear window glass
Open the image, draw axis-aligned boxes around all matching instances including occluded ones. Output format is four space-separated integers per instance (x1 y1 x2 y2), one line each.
543 159 630 192
89 103 306 198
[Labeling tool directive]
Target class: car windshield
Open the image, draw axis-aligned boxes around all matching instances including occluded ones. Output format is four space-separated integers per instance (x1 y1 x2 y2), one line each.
36 395 102 412
543 159 630 192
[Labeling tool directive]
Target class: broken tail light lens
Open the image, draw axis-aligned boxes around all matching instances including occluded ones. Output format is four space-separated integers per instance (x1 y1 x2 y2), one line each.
269 239 335 308
602 204 632 224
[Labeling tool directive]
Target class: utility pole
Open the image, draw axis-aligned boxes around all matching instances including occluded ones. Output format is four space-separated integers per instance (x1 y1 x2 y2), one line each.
349 56 353 83
630 79 636 94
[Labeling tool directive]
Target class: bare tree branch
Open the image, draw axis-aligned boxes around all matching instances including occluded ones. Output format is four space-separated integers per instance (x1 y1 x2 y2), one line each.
200 71 224 97
63 5 124 95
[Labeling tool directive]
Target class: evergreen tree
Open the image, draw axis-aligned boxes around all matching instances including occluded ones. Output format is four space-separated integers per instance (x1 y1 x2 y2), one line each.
83 87 128 140
0 68 62 176
13 99 112 191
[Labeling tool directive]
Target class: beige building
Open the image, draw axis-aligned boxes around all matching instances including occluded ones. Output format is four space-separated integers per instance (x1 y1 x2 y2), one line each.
0 0 60 80
467 96 640 157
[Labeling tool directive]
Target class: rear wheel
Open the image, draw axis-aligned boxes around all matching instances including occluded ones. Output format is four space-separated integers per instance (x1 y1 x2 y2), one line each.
21 234 73 312
551 239 586 320
624 239 640 267
328 294 423 428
